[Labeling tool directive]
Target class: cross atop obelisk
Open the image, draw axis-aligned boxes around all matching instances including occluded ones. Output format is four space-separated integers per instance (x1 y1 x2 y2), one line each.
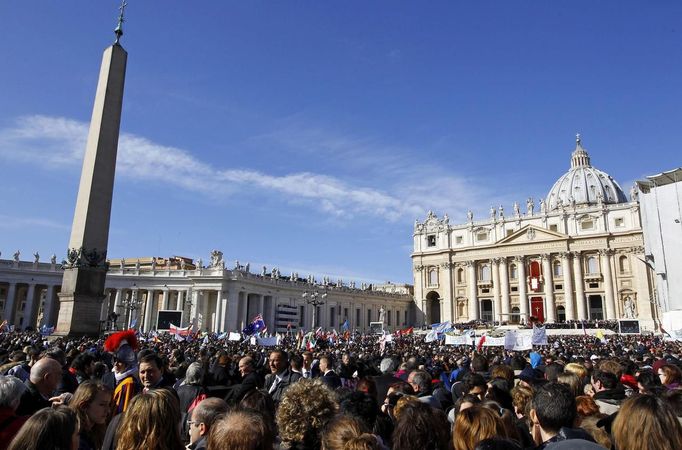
55 5 129 336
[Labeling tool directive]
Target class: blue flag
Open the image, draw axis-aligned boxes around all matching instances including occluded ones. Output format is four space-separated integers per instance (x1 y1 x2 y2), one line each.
242 314 266 336
341 319 349 332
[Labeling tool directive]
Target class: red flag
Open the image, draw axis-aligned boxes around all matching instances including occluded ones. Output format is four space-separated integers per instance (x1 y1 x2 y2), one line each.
477 335 486 352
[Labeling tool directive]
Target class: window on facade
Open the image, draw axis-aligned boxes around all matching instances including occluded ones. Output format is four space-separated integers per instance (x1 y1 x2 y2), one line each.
387 311 392 326
299 305 305 327
480 264 491 281
427 235 436 247
404 310 408 325
615 217 624 227
589 282 599 289
457 268 464 283
356 309 361 326
429 269 438 286
330 307 335 326
481 288 490 294
553 261 562 278
511 286 518 292
509 264 517 279
549 224 558 232
344 308 349 320
587 256 599 274
506 229 514 236
367 309 372 324
619 255 630 273
581 220 594 230
396 310 400 326
455 235 463 244
555 284 563 290
476 232 488 242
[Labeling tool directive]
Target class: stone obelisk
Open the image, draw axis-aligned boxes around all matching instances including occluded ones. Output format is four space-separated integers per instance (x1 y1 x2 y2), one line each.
55 5 128 336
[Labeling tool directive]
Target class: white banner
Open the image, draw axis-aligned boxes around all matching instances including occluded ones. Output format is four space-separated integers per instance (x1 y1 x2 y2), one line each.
532 326 548 345
445 334 473 346
505 329 533 351
228 332 242 341
483 336 506 347
257 336 280 347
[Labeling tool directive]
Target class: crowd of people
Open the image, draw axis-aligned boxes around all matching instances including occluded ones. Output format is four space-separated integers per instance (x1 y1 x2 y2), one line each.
0 326 681 450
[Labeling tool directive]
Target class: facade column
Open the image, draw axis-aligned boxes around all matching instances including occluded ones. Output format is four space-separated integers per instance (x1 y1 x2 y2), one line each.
100 289 111 321
466 261 478 320
516 256 528 322
541 254 556 323
572 251 587 320
442 262 454 323
561 252 575 321
176 290 183 311
144 289 155 332
499 257 510 322
23 284 37 330
601 249 617 320
190 290 200 330
492 258 501 323
162 289 169 311
43 285 57 327
2 282 17 323
226 290 239 331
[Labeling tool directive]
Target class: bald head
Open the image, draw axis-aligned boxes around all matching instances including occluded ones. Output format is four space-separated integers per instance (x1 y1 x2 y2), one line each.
30 357 62 395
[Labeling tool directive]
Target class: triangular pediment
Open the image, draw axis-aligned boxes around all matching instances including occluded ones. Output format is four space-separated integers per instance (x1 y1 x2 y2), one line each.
496 224 568 245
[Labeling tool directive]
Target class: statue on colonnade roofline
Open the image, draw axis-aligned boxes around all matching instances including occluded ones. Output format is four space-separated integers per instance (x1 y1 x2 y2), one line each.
513 202 520 217
135 259 141 270
245 263 250 273
527 197 534 215
13 250 20 262
33 252 39 263
51 254 57 264
120 258 125 269
467 210 473 222
262 266 267 277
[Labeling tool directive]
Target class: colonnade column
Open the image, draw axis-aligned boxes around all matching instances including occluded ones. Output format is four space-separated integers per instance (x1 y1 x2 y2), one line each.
499 258 510 323
226 290 239 331
190 290 200 330
516 256 528 321
23 284 37 330
541 254 556 323
601 249 616 320
43 285 57 327
492 258 501 323
3 282 17 323
162 289 169 311
144 289 155 331
466 261 478 320
561 252 575 321
113 289 123 315
572 251 587 320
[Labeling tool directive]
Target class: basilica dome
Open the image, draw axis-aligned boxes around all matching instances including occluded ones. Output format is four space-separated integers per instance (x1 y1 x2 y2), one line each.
546 135 627 211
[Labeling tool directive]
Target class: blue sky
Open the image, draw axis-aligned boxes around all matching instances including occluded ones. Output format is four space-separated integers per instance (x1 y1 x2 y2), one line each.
1 1 681 285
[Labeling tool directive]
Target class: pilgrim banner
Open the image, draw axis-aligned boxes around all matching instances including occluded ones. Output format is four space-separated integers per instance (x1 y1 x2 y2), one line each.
445 334 473 346
482 336 506 347
505 329 533 351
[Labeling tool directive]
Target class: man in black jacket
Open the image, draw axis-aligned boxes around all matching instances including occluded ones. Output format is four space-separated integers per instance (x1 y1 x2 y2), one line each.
16 357 62 415
319 355 341 390
263 350 301 405
224 356 263 405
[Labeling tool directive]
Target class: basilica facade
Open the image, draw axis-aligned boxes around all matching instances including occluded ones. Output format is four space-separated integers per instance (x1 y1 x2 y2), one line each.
412 136 657 331
0 251 413 333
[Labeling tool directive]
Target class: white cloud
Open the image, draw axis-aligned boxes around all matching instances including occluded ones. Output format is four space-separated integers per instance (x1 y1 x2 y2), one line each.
0 114 503 223
0 214 69 231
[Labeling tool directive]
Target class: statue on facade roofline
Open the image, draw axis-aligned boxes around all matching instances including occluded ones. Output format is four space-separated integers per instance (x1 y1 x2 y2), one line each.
467 210 473 222
527 197 534 215
513 202 520 217
262 266 267 277
13 250 20 262
490 206 496 220
33 252 39 264
630 185 639 202
50 254 57 265
540 198 546 214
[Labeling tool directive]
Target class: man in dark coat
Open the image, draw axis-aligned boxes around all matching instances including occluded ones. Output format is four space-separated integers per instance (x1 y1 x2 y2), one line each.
318 355 342 390
372 357 400 404
16 357 62 416
224 356 263 405
263 350 301 405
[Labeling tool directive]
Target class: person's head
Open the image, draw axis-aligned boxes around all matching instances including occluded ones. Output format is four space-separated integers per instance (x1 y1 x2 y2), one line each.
578 415 611 449
43 348 67 367
637 369 662 394
0 375 27 411
392 401 450 450
29 357 63 396
564 363 588 381
276 379 338 449
597 359 623 378
138 353 164 389
70 353 95 376
116 389 183 450
471 355 489 373
530 382 576 440
302 351 314 368
407 370 431 395
490 365 514 387
591 369 618 393
339 391 378 429
574 395 601 422
70 381 112 432
454 405 508 450
184 362 205 386
556 372 581 398
208 409 274 450
511 384 533 419
319 355 333 373
240 389 276 435
290 354 303 372
238 356 254 377
462 373 487 400
658 364 682 387
612 394 682 450
544 363 564 382
662 389 682 418
321 414 370 450
7 405 79 450
189 397 229 445
268 350 288 374
355 377 377 400
380 357 397 374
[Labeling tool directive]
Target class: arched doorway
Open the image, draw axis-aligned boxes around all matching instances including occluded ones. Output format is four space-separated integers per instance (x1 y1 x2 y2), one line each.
511 307 520 324
588 295 604 320
426 291 441 324
557 305 566 323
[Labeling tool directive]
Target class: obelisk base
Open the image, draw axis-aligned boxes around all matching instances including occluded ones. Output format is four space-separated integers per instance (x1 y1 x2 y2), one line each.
54 267 107 336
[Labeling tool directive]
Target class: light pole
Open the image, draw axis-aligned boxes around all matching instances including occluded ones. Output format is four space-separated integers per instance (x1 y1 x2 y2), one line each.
302 286 327 330
122 286 143 329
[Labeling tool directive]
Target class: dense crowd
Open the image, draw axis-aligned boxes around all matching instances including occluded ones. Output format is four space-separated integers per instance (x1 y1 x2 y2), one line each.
0 327 680 450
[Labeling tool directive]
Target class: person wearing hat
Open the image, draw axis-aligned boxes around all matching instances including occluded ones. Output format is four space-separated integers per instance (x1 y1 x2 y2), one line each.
103 330 141 414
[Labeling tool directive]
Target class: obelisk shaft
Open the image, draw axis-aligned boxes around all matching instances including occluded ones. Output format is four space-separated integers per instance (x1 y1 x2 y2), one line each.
56 44 127 336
